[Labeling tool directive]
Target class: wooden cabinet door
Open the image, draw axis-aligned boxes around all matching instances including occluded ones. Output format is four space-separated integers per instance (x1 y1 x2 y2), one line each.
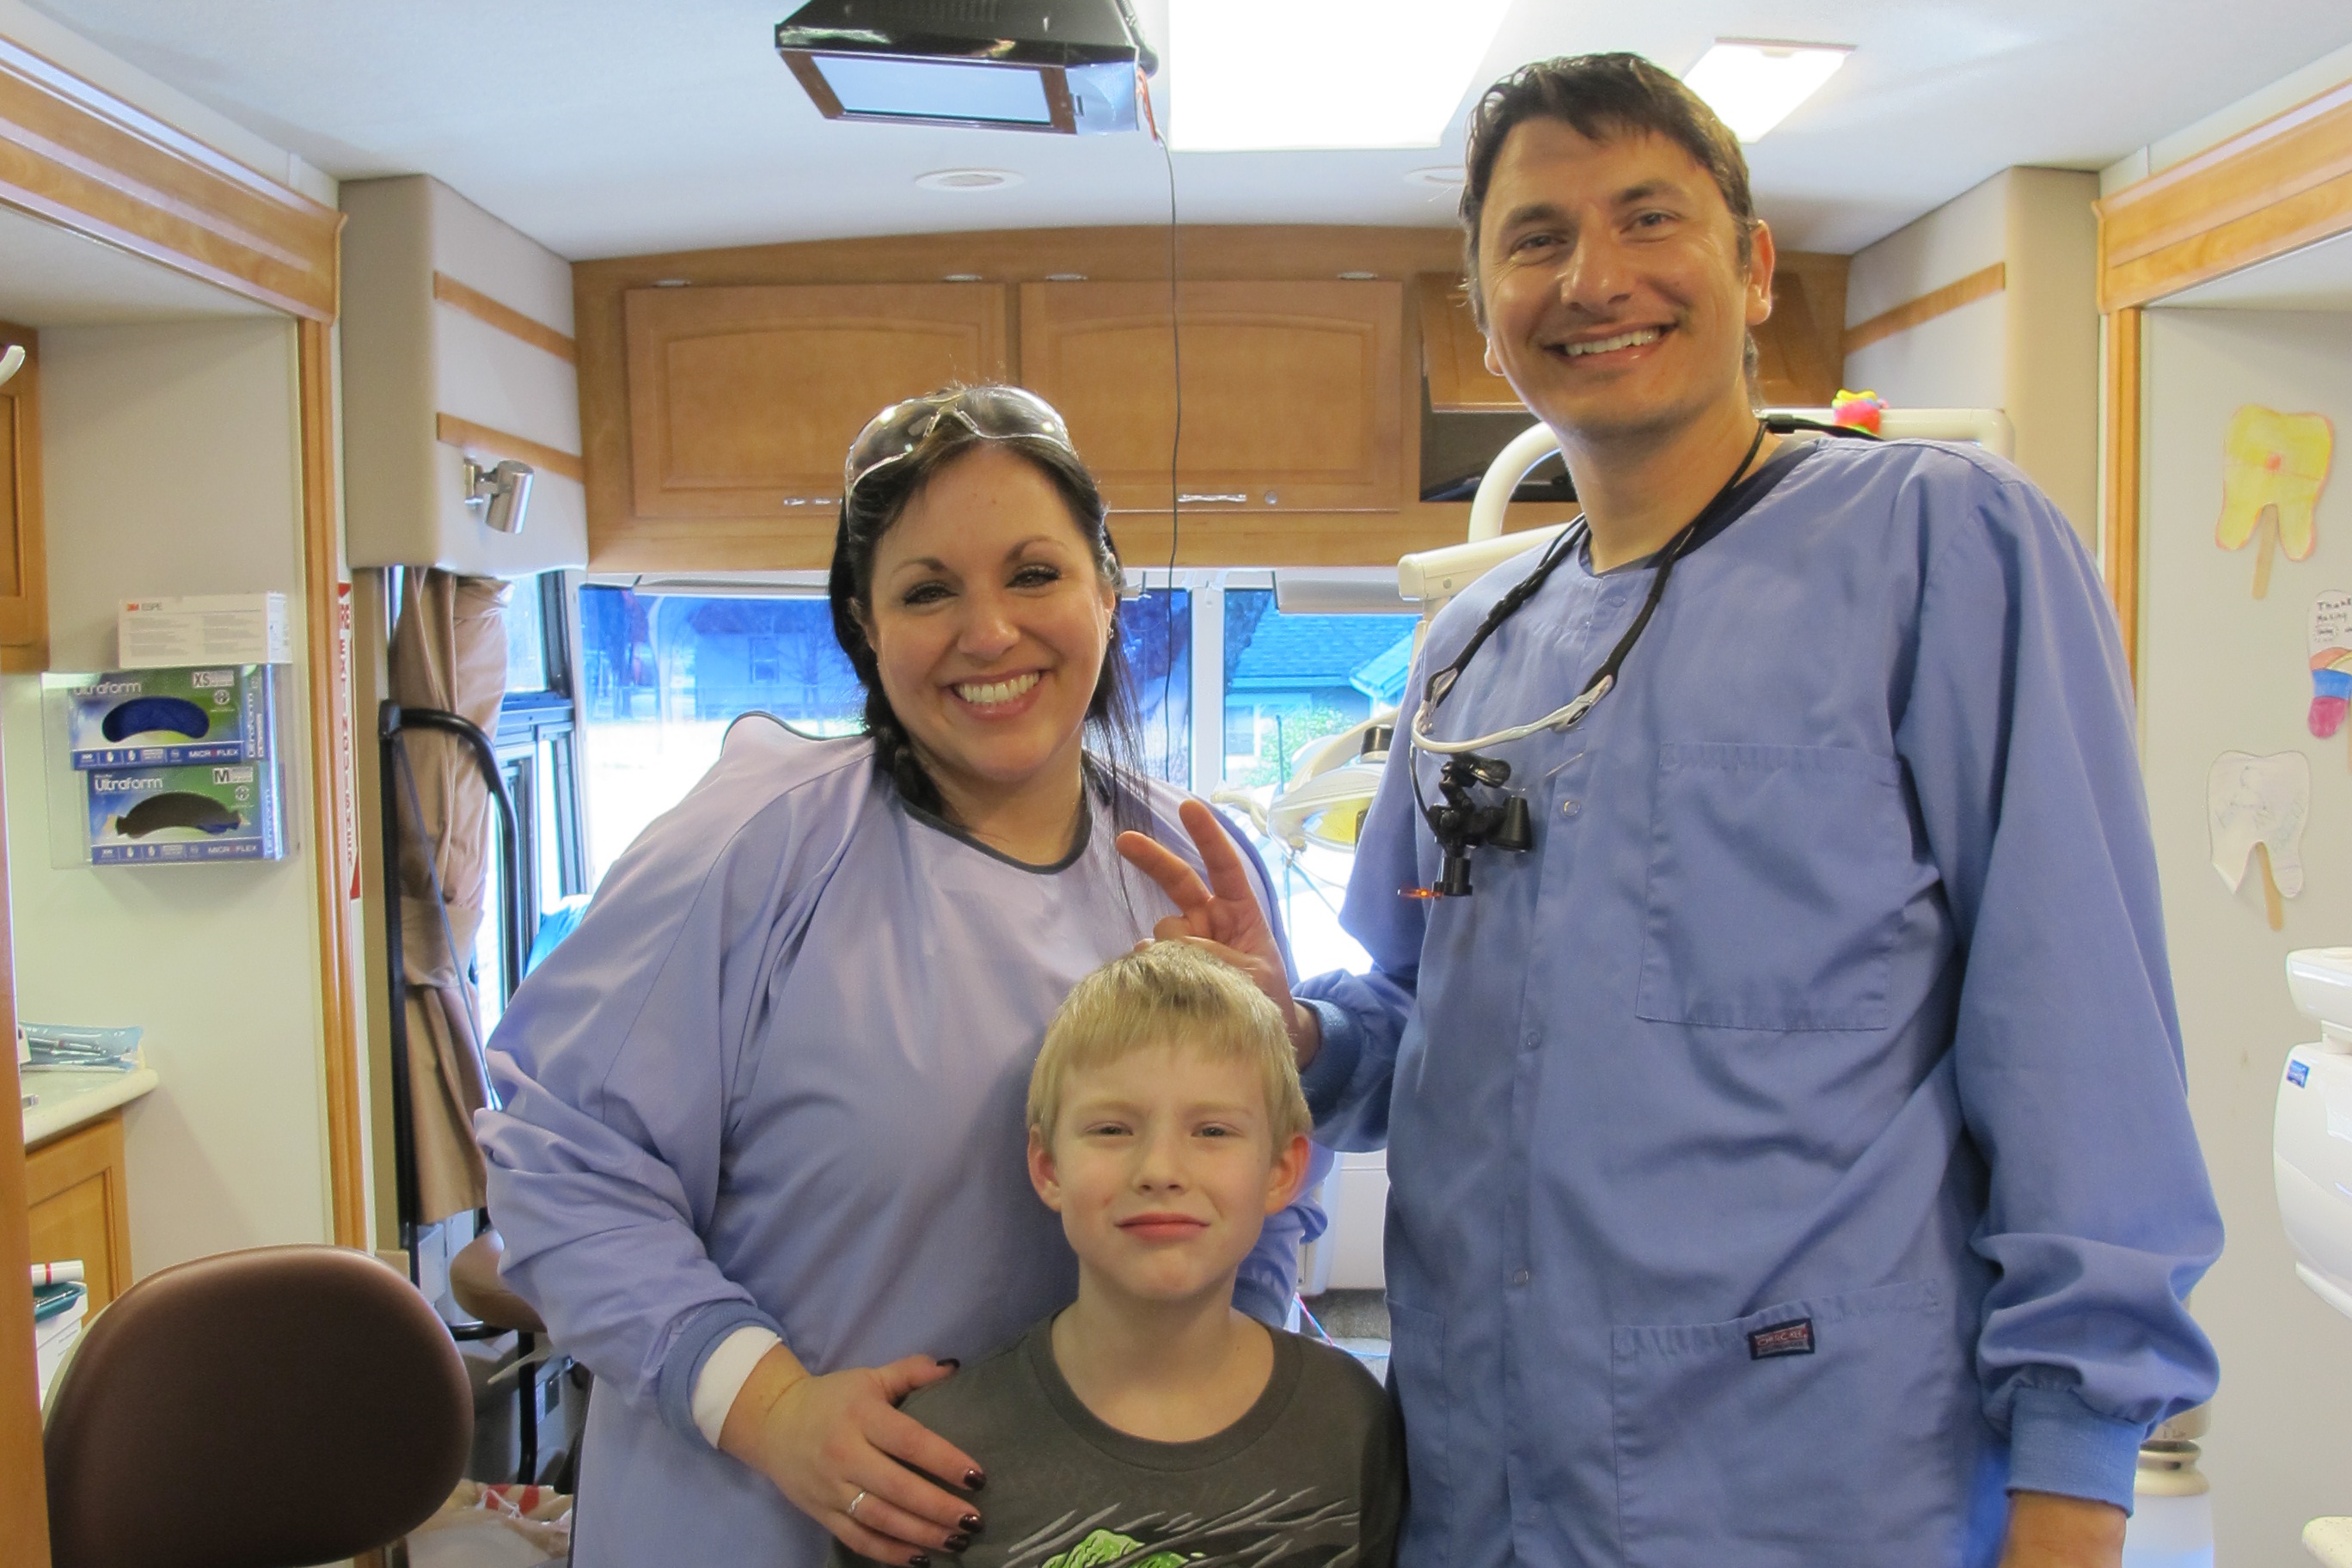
0 320 46 671
1418 273 1524 413
623 283 1008 519
25 1117 132 1314
1019 280 1402 514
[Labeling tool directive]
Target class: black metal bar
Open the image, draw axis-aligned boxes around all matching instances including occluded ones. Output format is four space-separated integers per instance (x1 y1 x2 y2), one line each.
382 700 539 1485
391 706 526 998
518 1330 539 1483
377 700 423 1283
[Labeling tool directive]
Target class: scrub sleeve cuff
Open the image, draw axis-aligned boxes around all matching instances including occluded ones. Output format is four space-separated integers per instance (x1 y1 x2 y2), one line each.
658 1298 788 1449
2005 1385 2147 1515
1296 1000 1361 1123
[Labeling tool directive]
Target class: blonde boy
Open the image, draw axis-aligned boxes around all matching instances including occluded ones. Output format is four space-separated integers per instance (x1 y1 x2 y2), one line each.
838 943 1400 1568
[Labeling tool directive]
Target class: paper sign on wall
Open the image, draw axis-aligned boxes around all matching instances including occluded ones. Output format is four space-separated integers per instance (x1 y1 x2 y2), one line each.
2311 591 2352 763
2209 749 2311 931
2218 405 2333 598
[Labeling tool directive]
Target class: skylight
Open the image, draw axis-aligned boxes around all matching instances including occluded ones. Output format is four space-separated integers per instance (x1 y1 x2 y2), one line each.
1681 40 1853 143
1168 0 1514 152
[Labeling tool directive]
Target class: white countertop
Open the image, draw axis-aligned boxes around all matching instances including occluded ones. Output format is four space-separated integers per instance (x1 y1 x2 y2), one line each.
21 1063 158 1147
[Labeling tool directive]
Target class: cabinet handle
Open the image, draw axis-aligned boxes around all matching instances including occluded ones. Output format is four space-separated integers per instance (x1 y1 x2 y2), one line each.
1177 493 1249 505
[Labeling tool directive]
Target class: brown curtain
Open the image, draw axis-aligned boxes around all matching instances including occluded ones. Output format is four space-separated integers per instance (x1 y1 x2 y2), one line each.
389 568 511 1224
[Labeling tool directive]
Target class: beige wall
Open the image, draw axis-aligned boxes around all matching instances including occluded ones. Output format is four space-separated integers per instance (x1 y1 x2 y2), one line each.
340 174 587 576
3 317 334 1274
1842 168 2099 542
2139 305 2352 1566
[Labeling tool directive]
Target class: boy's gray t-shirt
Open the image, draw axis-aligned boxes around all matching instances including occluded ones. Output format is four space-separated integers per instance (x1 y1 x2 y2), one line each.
841 1317 1402 1568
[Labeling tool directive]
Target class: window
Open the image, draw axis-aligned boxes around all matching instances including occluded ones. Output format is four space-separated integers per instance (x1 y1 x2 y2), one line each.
1213 584 1415 977
575 583 1193 884
471 573 586 1032
566 573 1412 979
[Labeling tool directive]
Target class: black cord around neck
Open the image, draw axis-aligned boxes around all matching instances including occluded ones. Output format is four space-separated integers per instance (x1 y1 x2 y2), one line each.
1419 418 1772 726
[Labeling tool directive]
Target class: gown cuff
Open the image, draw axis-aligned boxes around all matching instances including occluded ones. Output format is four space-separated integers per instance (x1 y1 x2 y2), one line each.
2006 1384 2147 1515
1296 1000 1361 1121
658 1299 788 1449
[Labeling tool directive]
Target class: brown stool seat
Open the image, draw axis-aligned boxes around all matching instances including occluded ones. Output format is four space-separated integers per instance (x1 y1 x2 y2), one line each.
450 1227 546 1335
43 1244 470 1568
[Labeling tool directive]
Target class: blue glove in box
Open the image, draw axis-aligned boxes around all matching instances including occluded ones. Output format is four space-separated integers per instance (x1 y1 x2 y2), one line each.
61 666 273 769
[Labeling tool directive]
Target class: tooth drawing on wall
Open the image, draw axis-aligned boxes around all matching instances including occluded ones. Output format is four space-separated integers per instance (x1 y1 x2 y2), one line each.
2312 591 2352 759
2217 404 2333 598
2208 749 2311 931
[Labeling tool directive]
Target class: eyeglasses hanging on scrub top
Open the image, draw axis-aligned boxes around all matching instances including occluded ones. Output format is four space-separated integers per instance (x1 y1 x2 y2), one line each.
842 385 1084 509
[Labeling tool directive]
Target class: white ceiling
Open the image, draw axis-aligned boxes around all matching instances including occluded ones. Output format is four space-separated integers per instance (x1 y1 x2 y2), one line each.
0 205 276 327
18 0 2352 262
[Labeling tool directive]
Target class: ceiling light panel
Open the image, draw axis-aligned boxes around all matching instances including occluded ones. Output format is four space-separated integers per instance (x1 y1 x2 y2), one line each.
1169 0 1513 152
1681 40 1853 142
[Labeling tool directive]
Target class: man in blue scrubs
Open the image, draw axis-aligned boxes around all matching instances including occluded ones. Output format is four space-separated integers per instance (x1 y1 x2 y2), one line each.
1124 52 2220 1568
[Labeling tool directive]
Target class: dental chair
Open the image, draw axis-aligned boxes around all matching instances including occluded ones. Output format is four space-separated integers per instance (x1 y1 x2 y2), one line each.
41 1244 471 1568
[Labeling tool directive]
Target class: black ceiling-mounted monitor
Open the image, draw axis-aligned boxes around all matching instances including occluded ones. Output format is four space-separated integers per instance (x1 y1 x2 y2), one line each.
776 0 1151 135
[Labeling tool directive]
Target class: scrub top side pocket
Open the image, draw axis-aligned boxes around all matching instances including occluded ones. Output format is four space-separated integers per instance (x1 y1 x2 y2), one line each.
1634 743 1906 1031
1609 1279 1971 1568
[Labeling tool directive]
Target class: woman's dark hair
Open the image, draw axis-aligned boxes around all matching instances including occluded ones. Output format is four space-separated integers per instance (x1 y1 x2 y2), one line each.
827 389 1146 828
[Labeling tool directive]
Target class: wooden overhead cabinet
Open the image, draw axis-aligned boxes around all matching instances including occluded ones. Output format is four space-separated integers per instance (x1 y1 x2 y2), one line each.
622 282 1008 518
0 319 46 671
1020 280 1403 513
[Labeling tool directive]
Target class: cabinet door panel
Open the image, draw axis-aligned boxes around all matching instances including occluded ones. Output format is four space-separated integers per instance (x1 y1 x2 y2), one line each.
1020 281 1402 513
625 284 1008 518
24 1117 130 1312
0 319 46 666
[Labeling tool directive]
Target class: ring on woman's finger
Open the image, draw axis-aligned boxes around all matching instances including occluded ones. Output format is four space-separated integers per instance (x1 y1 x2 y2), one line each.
847 1489 870 1522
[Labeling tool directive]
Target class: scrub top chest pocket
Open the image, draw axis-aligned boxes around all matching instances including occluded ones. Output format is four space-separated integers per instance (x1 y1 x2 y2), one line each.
1634 744 1908 1032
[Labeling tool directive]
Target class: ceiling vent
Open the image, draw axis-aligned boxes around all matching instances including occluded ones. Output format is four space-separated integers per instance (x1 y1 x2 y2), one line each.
776 0 1154 135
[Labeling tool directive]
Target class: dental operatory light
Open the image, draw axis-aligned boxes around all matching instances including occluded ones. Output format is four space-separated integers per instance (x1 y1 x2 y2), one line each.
1167 0 1512 151
1681 40 1853 142
463 459 534 536
775 0 1154 136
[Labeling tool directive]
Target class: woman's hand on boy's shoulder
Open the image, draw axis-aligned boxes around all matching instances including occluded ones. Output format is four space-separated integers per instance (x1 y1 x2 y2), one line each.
720 1344 987 1565
1116 799 1324 1064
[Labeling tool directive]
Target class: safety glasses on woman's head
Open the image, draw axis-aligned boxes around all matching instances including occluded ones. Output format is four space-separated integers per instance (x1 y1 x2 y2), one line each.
842 385 1079 507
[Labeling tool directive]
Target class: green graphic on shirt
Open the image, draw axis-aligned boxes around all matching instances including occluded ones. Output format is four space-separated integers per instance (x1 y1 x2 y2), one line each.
1042 1528 1190 1568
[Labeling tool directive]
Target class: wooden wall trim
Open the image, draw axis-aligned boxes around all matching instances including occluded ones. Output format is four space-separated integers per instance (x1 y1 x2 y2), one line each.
433 272 578 364
1842 262 2006 354
0 711 49 1559
436 412 585 484
0 35 342 320
2102 307 2145 682
301 320 368 1250
2098 78 2352 310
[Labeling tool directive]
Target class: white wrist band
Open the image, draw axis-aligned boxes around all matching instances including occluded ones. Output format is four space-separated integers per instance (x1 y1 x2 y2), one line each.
694 1324 784 1447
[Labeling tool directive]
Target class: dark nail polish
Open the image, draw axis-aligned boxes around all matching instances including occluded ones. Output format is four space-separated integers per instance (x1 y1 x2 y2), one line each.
959 1513 983 1534
910 1556 931 1566
965 1469 987 1491
946 1535 971 1553
937 1358 961 1370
